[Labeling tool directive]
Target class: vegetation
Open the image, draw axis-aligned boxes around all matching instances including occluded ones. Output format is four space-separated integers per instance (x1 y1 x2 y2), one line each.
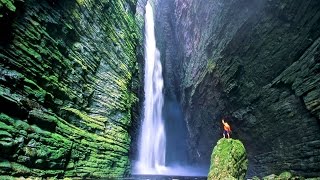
208 138 248 180
0 0 140 178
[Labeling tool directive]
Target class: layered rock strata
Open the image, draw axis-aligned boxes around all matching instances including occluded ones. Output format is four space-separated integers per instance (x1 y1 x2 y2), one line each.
0 0 140 178
155 0 320 177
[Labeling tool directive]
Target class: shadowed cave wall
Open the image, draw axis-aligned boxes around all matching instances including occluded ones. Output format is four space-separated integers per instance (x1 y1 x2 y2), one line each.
155 0 320 177
0 0 141 178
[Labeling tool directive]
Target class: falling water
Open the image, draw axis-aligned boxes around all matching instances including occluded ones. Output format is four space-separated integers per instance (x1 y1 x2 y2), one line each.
135 1 166 174
134 1 208 177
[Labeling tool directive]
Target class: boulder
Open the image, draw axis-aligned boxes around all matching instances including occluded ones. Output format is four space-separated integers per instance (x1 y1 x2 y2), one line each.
208 138 248 180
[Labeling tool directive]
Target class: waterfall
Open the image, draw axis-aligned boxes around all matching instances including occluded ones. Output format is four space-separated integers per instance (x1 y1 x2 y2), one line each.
134 1 207 176
135 1 166 174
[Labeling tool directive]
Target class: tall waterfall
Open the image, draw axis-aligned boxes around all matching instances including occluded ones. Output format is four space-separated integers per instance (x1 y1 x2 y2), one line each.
135 1 166 174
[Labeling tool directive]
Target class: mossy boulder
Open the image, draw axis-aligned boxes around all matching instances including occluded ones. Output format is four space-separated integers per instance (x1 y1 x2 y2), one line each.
277 171 293 180
208 138 248 180
259 171 320 180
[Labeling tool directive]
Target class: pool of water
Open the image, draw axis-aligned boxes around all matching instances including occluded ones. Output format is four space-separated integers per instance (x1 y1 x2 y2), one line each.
123 175 207 180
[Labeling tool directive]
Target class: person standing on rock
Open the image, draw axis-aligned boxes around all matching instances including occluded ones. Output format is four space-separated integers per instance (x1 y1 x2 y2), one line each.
222 119 231 138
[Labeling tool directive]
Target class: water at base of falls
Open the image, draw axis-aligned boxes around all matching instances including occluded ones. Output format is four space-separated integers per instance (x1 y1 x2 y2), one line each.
132 164 208 177
125 175 207 180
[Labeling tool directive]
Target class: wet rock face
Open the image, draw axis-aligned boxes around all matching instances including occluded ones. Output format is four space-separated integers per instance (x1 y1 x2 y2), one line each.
0 0 139 178
208 139 248 180
155 0 320 177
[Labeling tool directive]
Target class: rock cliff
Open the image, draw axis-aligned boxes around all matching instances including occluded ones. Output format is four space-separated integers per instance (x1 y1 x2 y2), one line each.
155 0 320 177
0 0 140 178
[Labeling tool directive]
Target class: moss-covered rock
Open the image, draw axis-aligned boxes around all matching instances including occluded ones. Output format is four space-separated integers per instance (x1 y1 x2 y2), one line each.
0 0 140 178
277 171 293 180
208 138 248 180
258 171 320 180
0 0 16 13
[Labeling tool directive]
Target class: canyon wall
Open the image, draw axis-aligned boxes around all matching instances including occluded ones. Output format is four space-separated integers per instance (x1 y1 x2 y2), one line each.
0 0 140 178
156 0 320 177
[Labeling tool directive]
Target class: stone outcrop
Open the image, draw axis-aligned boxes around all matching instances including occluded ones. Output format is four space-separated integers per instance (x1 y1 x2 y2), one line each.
0 0 140 178
253 171 320 180
208 138 248 180
155 0 320 177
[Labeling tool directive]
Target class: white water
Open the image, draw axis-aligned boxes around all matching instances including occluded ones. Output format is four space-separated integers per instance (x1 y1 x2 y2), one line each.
135 1 166 174
134 1 208 176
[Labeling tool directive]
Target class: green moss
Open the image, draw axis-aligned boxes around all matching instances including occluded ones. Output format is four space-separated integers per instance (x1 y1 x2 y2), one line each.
24 146 37 157
50 148 67 160
0 114 15 132
76 0 92 6
252 176 260 180
0 121 15 132
262 174 277 180
260 171 308 180
0 0 139 177
278 171 292 179
61 107 105 130
46 75 59 84
23 78 47 102
0 160 11 170
0 0 16 12
56 118 129 153
208 139 248 180
71 56 88 71
0 176 15 180
29 110 59 129
24 86 47 102
14 41 42 61
0 130 12 137
32 168 64 177
14 119 30 132
11 162 31 175
30 124 51 136
0 113 13 123
206 59 217 73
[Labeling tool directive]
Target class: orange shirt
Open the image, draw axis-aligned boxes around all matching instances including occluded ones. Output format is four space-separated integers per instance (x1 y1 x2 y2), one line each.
224 123 231 131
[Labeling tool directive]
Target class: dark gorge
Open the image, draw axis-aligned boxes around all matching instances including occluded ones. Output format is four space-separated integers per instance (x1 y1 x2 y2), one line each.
1 0 320 179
